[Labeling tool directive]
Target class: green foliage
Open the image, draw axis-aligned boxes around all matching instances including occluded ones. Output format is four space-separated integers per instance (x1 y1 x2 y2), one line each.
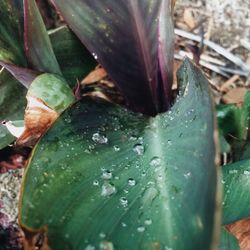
20 59 220 249
0 69 26 149
222 159 250 224
219 228 240 250
0 0 248 249
28 73 76 114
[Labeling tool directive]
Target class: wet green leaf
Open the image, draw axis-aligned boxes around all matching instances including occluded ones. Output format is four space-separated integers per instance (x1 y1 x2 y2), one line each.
222 159 250 224
20 60 220 249
28 73 75 114
219 228 240 250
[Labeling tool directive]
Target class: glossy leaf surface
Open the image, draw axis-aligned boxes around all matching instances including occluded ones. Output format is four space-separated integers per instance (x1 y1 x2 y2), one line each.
52 0 174 115
222 159 250 225
24 0 61 74
28 73 75 114
20 60 219 249
219 228 240 250
49 26 97 87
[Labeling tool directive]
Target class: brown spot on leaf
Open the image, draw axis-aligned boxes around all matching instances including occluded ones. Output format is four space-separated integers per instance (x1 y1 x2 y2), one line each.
226 217 250 250
16 96 58 147
22 227 51 250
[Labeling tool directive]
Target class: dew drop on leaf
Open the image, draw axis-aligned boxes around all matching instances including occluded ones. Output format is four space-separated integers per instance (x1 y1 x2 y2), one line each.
113 145 120 151
92 133 108 144
144 218 152 226
149 157 161 167
184 172 191 179
99 232 106 238
119 197 128 207
121 222 127 227
102 170 112 180
101 183 116 197
128 178 136 186
92 52 98 60
137 226 145 233
93 180 99 186
85 244 95 250
133 143 144 155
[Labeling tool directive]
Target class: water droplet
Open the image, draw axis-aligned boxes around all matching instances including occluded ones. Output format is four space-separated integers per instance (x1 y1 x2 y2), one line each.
101 183 116 197
184 172 191 179
102 170 112 180
244 170 250 175
92 52 98 60
120 197 128 207
93 180 99 186
113 145 120 151
128 178 136 186
167 140 172 145
150 157 161 167
85 244 95 250
137 226 145 233
165 246 173 250
92 133 108 144
229 169 238 174
99 232 106 238
133 143 144 155
144 219 152 225
129 135 137 141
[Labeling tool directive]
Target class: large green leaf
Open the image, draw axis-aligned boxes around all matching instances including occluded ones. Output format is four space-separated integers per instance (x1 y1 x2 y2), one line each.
23 0 61 74
20 59 220 249
218 228 240 250
0 69 26 148
222 159 250 224
49 26 97 87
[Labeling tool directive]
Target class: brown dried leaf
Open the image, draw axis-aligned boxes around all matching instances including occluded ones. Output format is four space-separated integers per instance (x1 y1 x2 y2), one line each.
183 8 196 30
17 96 58 147
83 91 112 103
220 75 240 92
227 217 250 250
22 227 51 250
81 67 107 85
222 87 248 105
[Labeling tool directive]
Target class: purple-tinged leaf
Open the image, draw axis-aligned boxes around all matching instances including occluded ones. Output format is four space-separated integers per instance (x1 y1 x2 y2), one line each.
24 0 61 75
51 0 174 115
158 1 174 110
0 61 40 88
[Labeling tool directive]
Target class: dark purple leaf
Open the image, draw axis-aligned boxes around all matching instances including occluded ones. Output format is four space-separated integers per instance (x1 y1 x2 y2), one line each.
51 0 174 115
0 61 40 88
